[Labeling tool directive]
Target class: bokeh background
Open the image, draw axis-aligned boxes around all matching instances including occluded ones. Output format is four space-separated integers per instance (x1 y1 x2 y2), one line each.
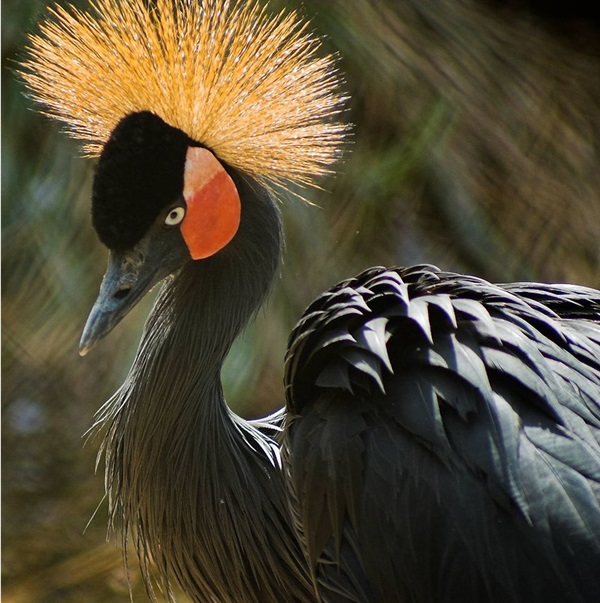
3 0 599 601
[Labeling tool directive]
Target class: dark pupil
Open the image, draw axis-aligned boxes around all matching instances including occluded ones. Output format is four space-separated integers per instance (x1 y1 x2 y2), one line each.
170 211 179 220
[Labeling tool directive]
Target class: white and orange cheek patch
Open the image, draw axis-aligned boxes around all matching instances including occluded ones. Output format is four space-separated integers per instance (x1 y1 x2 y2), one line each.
181 147 241 260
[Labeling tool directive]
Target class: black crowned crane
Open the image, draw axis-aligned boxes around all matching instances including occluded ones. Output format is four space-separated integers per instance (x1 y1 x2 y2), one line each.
21 0 600 602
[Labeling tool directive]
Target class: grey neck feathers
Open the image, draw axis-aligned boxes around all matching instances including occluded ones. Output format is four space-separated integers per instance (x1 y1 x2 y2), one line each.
95 187 314 602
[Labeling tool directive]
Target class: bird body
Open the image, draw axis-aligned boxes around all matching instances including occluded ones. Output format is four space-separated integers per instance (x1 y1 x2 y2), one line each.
21 1 600 602
285 265 600 601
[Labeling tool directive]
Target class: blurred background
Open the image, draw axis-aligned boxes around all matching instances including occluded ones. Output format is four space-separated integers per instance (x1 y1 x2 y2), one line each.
2 0 599 600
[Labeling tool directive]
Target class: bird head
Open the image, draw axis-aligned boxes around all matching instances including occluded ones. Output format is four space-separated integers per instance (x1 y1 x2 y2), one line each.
20 0 348 354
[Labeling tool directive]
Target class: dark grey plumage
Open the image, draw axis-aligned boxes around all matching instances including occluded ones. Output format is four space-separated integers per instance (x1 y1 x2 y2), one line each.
85 174 600 602
284 264 600 602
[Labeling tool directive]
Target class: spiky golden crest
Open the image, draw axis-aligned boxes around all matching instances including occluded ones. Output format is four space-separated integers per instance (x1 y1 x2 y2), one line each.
21 0 348 190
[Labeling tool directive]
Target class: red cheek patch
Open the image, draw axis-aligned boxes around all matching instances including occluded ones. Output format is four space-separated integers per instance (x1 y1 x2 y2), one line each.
182 147 241 260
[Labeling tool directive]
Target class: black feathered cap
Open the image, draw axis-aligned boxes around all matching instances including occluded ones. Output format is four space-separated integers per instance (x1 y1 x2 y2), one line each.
92 111 192 250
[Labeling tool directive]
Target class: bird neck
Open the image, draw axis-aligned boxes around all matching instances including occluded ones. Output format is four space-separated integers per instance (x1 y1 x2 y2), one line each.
98 183 312 601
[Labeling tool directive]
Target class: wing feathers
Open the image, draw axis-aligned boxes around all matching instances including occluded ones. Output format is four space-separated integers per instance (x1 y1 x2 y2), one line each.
285 265 600 602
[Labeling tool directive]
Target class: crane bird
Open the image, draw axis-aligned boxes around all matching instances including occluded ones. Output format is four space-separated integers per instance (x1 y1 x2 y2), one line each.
22 0 600 601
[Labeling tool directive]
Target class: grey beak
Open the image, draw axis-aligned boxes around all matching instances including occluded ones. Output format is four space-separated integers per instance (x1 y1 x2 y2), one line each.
79 220 191 356
79 250 157 356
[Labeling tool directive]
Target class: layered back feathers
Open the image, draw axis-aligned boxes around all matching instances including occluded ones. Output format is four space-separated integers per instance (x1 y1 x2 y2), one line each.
20 0 348 191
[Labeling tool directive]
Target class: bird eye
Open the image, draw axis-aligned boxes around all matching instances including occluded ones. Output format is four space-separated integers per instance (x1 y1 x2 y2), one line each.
165 206 185 226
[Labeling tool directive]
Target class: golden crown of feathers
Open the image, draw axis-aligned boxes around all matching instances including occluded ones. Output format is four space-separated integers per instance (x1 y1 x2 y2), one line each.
21 0 348 190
